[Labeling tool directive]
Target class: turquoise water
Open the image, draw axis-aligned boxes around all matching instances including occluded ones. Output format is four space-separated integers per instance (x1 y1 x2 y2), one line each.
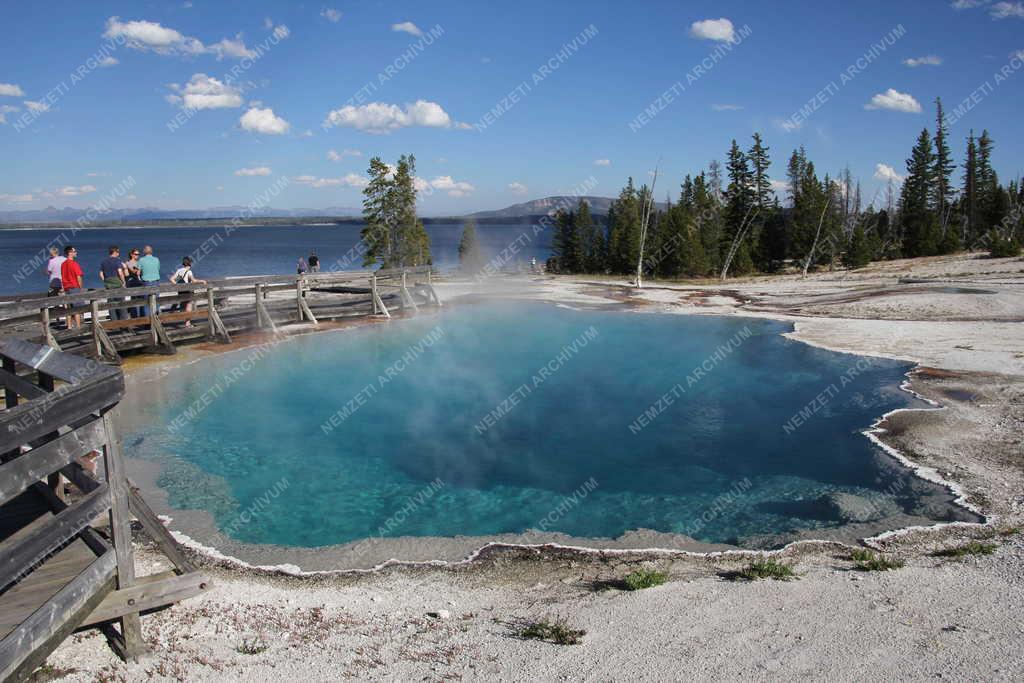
121 303 971 548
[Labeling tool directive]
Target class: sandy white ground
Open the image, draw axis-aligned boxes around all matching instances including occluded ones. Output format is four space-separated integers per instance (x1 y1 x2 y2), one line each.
40 252 1024 682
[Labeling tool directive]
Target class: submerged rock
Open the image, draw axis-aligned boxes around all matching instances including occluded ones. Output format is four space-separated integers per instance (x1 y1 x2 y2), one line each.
815 492 901 523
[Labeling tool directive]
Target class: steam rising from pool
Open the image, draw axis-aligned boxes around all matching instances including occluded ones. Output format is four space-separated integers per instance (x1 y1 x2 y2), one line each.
120 303 977 558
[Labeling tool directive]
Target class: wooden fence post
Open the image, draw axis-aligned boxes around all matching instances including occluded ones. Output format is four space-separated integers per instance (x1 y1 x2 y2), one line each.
90 301 102 358
147 294 158 347
40 306 59 349
371 274 378 314
102 413 144 660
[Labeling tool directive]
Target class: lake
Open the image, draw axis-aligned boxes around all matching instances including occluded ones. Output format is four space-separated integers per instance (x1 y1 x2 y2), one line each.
0 222 553 295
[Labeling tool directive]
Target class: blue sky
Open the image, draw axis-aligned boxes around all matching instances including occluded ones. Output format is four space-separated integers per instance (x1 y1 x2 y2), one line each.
1 0 1022 215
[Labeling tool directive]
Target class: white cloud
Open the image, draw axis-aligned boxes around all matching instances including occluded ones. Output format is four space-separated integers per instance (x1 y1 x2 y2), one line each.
321 8 342 23
392 21 423 36
593 158 611 166
711 103 743 111
323 100 452 134
688 18 735 42
903 55 943 67
428 175 475 197
0 193 34 202
209 35 257 60
59 185 97 196
769 179 788 195
293 173 368 188
991 2 1024 18
99 56 119 67
951 0 988 9
864 88 922 113
0 83 24 97
240 106 290 134
103 16 282 59
327 148 362 162
874 163 905 184
508 181 529 195
0 104 18 124
169 73 243 109
454 121 474 130
24 100 49 113
104 16 206 56
235 166 272 176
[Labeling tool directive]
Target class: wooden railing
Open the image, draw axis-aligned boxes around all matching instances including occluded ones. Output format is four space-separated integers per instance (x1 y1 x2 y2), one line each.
0 338 209 682
0 266 440 361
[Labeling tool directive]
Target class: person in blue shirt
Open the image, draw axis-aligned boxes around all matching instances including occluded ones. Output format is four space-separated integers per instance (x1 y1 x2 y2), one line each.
99 245 127 320
137 245 161 316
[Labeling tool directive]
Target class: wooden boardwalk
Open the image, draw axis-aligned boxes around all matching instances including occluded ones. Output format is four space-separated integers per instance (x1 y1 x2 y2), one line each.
0 338 210 682
0 266 441 362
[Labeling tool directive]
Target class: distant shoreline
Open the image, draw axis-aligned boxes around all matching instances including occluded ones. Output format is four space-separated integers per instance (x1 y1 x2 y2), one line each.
0 215 560 231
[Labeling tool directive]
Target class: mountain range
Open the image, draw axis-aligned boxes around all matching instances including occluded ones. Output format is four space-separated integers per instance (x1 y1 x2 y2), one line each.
0 195 673 226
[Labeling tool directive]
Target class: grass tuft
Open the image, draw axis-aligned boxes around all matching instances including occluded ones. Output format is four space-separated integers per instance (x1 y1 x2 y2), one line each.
732 559 797 581
518 619 585 645
851 549 904 571
28 662 78 683
235 638 269 655
622 569 668 591
933 541 998 558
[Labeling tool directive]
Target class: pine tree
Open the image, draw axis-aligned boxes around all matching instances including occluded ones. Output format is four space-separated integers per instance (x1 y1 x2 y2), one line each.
550 208 577 273
574 199 596 272
932 98 955 218
900 129 939 257
723 140 756 274
360 154 431 268
361 157 395 267
962 130 979 243
693 173 721 277
606 178 642 274
977 130 1001 233
748 133 772 211
844 221 872 269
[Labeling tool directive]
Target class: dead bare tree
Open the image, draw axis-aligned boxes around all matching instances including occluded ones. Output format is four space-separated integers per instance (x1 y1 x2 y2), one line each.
801 198 832 277
635 162 660 289
719 205 759 281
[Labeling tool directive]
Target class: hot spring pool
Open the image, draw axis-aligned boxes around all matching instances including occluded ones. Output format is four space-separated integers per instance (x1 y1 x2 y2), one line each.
119 302 976 565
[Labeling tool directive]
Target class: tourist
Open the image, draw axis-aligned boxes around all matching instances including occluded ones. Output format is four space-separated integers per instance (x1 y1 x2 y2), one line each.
170 257 207 327
297 256 308 275
60 245 84 329
44 246 65 297
100 245 127 320
138 245 161 316
123 248 144 318
308 251 320 272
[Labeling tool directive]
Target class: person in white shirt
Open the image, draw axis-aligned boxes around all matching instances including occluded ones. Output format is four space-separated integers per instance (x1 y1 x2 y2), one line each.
169 257 207 327
44 246 66 296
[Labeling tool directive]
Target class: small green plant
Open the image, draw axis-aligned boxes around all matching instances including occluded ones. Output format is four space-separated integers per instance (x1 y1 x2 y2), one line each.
235 638 269 655
519 619 585 645
622 568 668 591
735 559 797 581
933 541 998 558
28 662 78 683
849 548 875 563
852 550 904 571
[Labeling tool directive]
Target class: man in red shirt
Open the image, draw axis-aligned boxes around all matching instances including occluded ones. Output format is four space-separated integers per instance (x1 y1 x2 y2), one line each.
60 245 84 329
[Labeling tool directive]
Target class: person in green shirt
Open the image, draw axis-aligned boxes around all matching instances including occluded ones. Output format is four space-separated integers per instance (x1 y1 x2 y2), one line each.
137 245 161 316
